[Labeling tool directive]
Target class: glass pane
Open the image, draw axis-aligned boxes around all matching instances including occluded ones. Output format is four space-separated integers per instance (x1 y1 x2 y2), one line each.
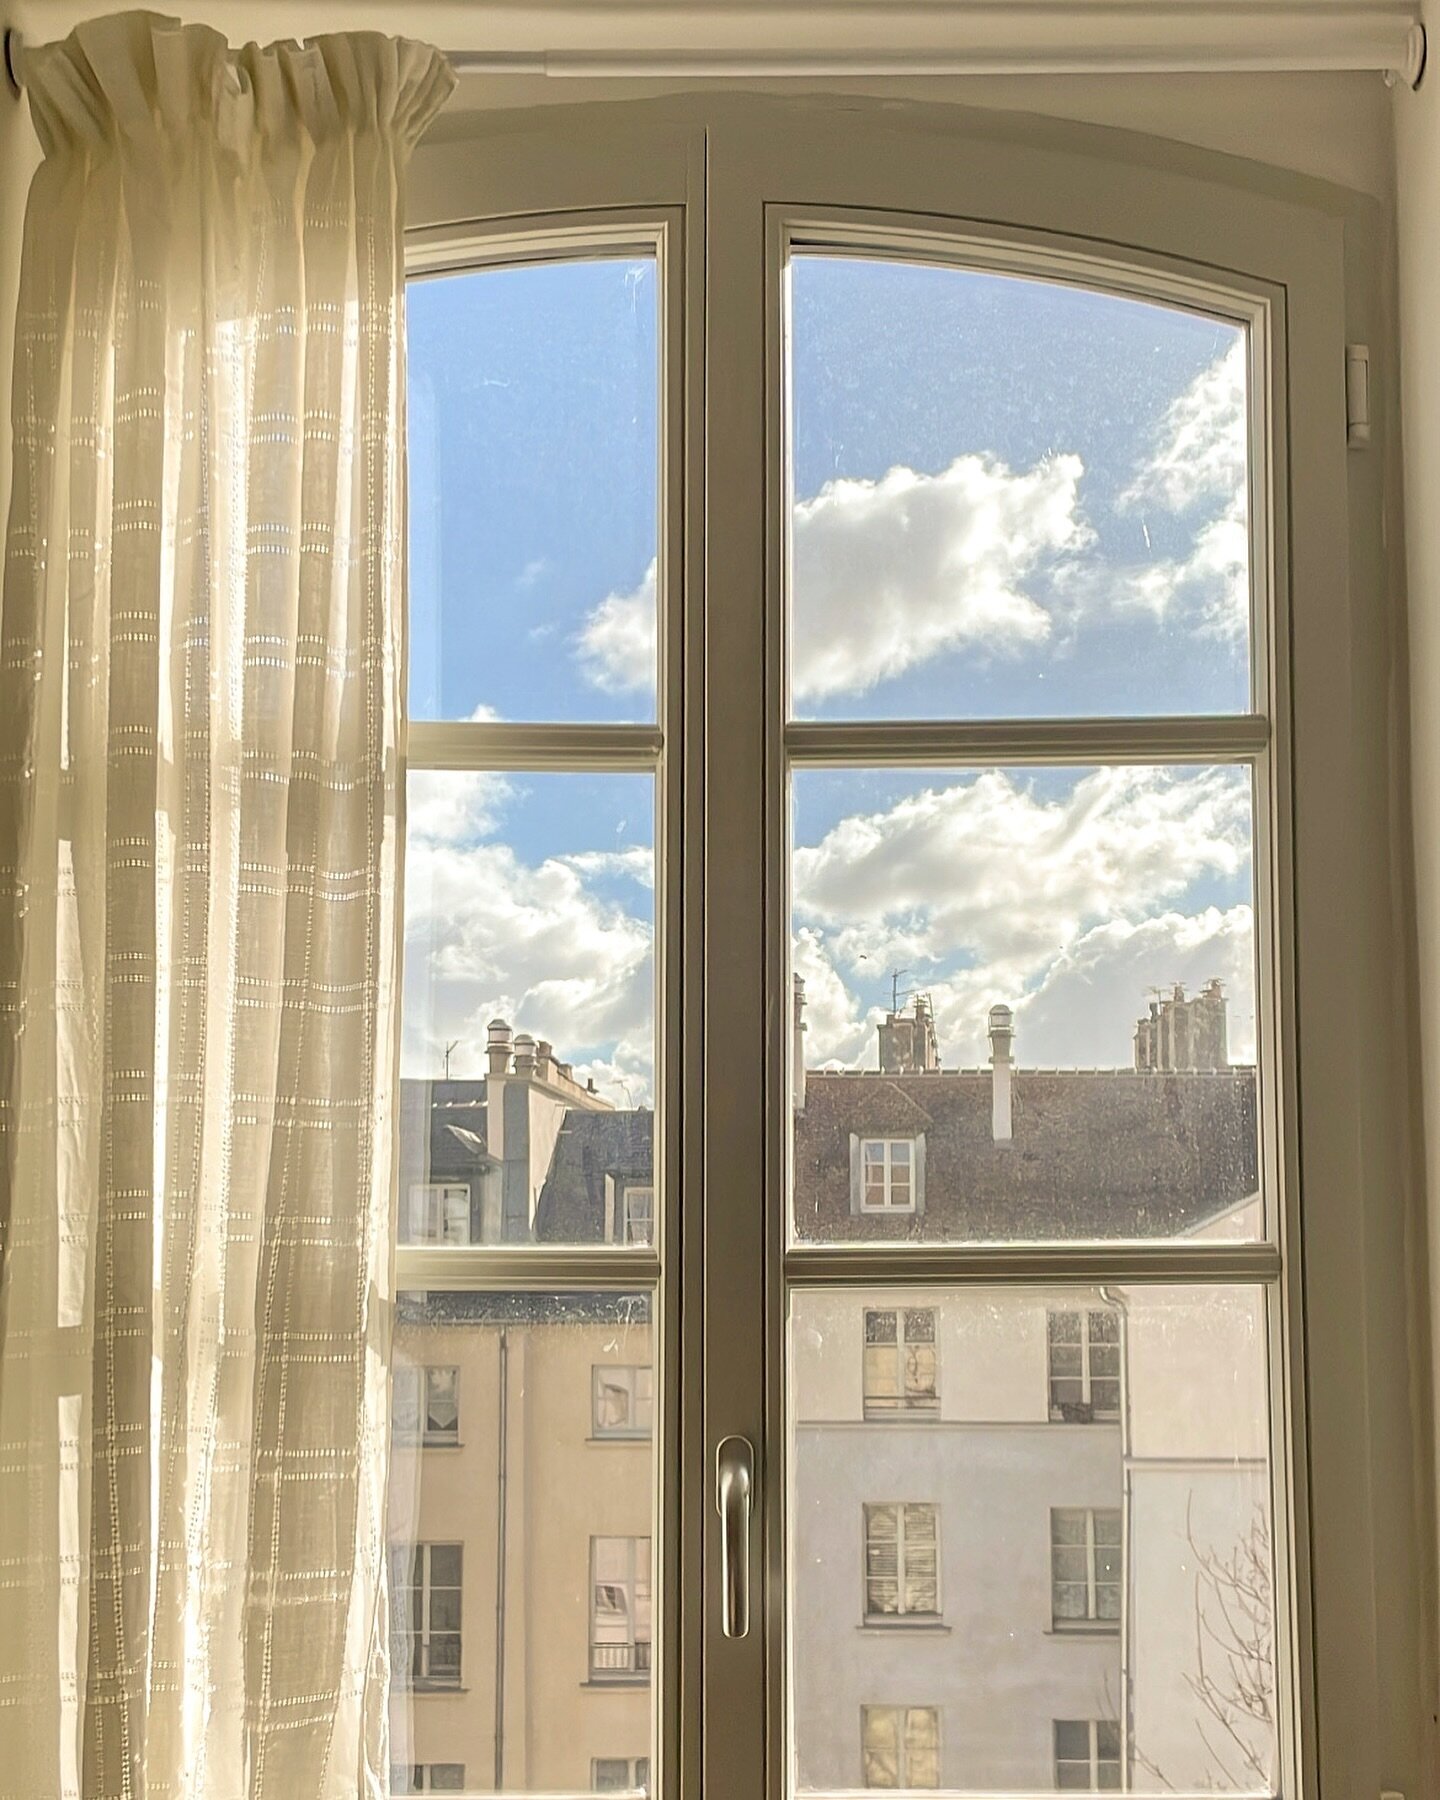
402 770 654 1246
409 257 659 722
789 1285 1278 1796
791 764 1260 1242
389 1289 654 1790
787 254 1251 718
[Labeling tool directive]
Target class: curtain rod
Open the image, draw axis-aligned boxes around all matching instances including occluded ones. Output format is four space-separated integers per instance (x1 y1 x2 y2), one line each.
3 16 1428 98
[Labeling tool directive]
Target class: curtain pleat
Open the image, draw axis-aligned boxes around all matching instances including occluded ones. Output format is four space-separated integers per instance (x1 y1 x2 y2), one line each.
0 14 453 1796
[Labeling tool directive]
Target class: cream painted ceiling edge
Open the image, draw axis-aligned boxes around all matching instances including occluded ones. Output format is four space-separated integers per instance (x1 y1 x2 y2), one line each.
1 0 1428 86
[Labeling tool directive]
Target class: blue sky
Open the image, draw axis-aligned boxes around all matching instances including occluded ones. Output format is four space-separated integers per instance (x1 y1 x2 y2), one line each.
402 256 1257 1090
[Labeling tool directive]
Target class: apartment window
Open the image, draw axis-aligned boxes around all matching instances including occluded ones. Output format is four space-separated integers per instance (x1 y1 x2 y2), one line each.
1047 1310 1121 1422
393 1365 460 1446
592 1757 651 1793
624 1186 655 1246
390 1768 465 1795
591 1536 652 1680
1054 1720 1122 1790
404 1182 470 1245
861 1705 940 1789
864 1503 940 1620
392 1543 462 1685
856 1138 919 1212
863 1308 938 1416
1051 1509 1121 1629
593 1365 654 1438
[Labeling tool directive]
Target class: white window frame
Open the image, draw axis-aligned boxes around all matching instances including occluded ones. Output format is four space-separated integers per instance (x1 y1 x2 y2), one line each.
1046 1308 1121 1423
399 93 1413 1800
405 1181 471 1245
862 1501 941 1621
393 1364 460 1446
1050 1507 1122 1632
624 1185 655 1246
860 1704 941 1789
593 1364 655 1439
862 1306 939 1417
590 1535 653 1682
392 1541 463 1687
390 1767 466 1796
591 1755 651 1793
1053 1719 1122 1791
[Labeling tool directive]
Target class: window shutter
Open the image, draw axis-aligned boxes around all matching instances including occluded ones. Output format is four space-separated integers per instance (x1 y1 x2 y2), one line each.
848 1133 862 1214
913 1132 926 1213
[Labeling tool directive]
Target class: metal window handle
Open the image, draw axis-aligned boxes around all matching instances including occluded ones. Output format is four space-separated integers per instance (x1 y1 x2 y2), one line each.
715 1435 755 1639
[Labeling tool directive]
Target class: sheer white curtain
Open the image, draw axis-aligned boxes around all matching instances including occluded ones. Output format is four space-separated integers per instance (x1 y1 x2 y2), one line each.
0 15 452 1796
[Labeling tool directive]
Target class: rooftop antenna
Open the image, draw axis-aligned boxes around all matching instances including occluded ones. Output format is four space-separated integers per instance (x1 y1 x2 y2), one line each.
442 1039 460 1079
890 967 912 1013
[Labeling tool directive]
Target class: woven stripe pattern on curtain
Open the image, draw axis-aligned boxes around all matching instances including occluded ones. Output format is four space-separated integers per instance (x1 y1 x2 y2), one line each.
0 15 452 1797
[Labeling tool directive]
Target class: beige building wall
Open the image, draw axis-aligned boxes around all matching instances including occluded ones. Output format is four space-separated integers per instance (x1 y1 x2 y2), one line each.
389 1309 655 1794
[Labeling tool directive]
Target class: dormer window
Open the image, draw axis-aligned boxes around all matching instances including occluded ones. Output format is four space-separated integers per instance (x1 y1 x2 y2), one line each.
850 1137 925 1215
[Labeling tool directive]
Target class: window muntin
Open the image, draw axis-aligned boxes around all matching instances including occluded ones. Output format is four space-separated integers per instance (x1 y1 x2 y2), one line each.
591 1535 653 1680
1051 1508 1122 1629
863 1502 940 1619
862 1308 938 1416
860 1705 941 1789
1048 1310 1121 1421
392 1542 463 1687
594 1364 655 1438
1054 1721 1123 1791
393 1365 460 1445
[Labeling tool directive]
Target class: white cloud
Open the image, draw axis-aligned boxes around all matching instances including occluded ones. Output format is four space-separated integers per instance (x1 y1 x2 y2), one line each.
402 759 654 1099
576 561 657 694
573 455 1088 701
790 454 1086 699
793 767 1252 1068
1125 338 1247 515
1118 340 1251 641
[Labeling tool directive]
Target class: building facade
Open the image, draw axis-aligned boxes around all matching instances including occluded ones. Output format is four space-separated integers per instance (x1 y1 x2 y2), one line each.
390 989 1270 1796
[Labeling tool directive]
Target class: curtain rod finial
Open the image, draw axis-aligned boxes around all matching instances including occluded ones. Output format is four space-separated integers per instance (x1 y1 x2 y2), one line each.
3 29 23 98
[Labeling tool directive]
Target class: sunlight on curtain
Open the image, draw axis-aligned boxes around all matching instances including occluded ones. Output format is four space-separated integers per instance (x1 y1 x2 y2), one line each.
0 15 452 1796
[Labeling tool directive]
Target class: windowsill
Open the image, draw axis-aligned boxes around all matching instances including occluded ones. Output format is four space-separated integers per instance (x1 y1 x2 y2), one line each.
394 1439 464 1450
582 1676 651 1690
588 1434 652 1444
399 1680 468 1694
862 1411 940 1422
858 1619 951 1634
1048 1624 1121 1638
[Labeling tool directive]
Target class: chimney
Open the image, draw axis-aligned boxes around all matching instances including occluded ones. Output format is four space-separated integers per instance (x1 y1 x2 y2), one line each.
989 1004 1014 1143
877 995 941 1073
1133 981 1228 1072
793 974 808 1113
486 1019 513 1076
535 1038 554 1082
512 1033 536 1077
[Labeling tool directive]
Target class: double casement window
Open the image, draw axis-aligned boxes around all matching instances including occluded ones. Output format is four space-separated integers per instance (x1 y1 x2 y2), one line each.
390 1768 465 1796
1047 1309 1122 1422
594 1364 655 1438
387 91 1382 1800
1051 1509 1123 1630
862 1307 939 1416
860 1706 941 1789
1054 1721 1123 1791
591 1536 654 1680
863 1503 940 1620
856 1138 921 1213
392 1543 463 1687
593 1757 652 1793
393 1365 459 1446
